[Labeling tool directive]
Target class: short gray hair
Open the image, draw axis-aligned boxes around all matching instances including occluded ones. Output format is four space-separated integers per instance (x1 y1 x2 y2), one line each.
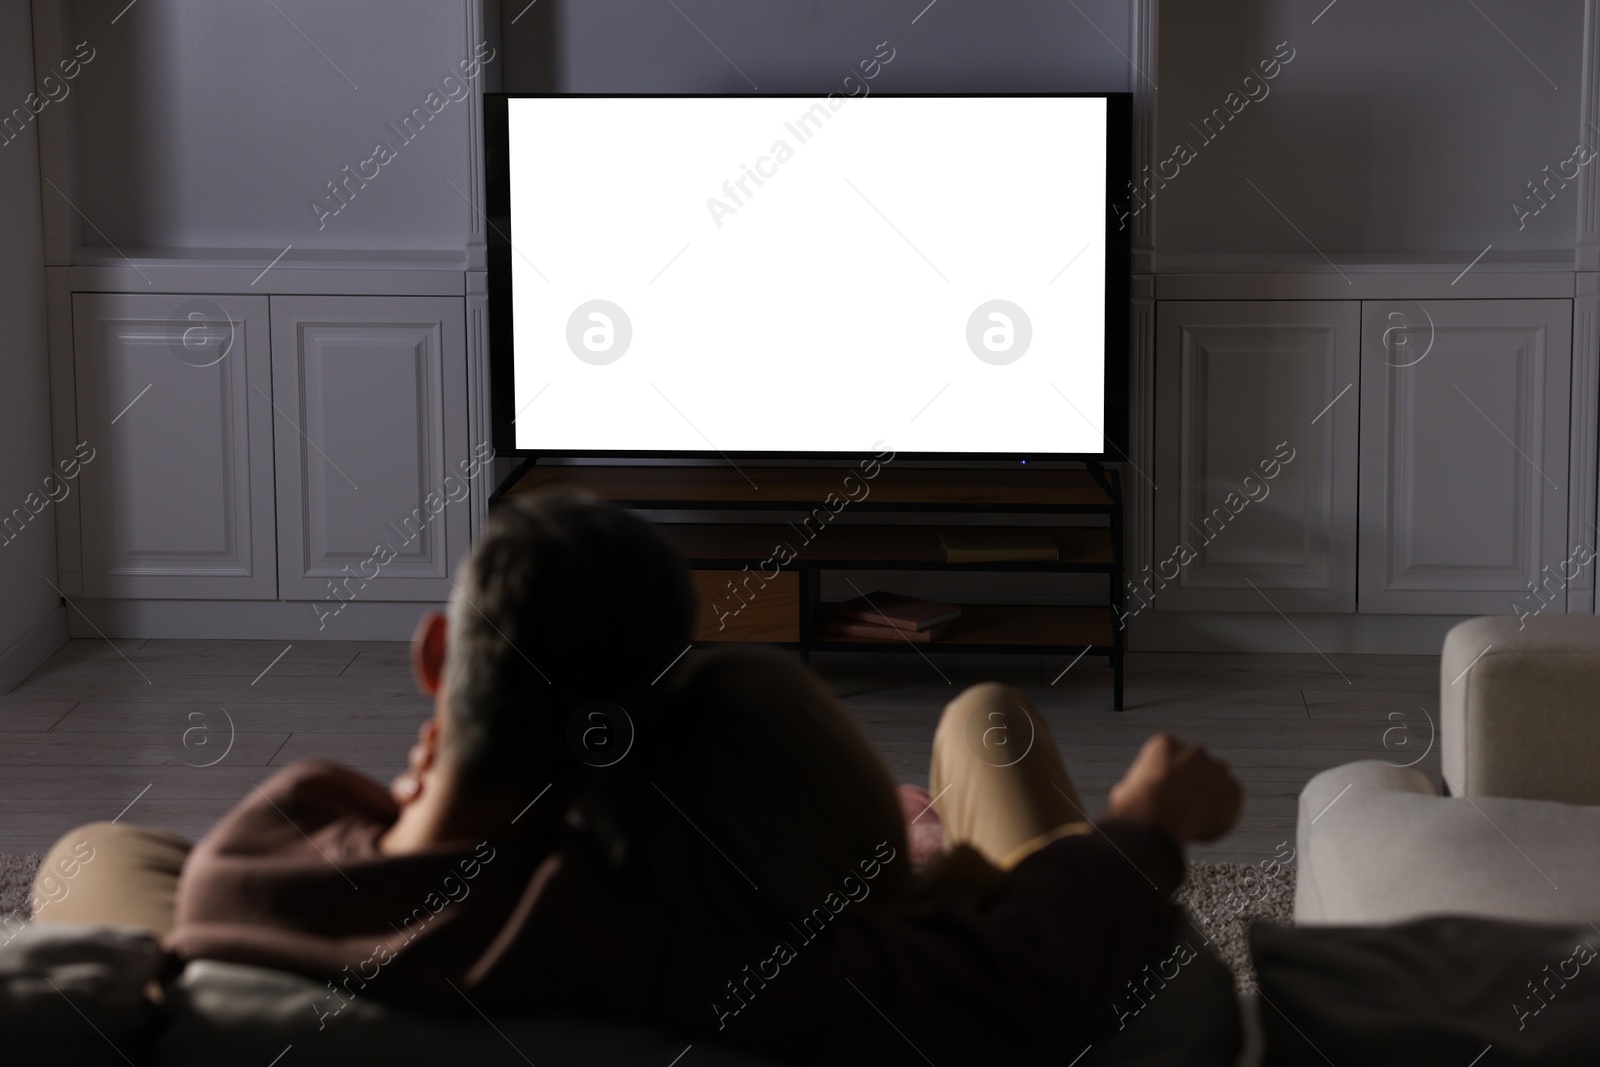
443 492 697 793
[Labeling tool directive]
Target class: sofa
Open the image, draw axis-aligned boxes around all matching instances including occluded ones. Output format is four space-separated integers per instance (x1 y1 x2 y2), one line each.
1296 614 1600 926
0 921 773 1066
0 918 1243 1066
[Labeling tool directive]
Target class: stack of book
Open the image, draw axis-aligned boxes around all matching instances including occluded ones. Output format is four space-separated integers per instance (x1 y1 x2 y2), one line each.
828 593 963 643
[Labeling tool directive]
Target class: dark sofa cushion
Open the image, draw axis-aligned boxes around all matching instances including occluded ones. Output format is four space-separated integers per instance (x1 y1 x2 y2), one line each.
0 923 164 1065
1251 916 1600 1066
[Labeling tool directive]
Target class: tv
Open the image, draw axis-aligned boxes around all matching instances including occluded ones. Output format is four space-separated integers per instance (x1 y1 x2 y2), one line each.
486 92 1130 460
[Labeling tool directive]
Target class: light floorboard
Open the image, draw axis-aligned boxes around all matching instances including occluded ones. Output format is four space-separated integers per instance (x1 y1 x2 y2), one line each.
50 702 428 735
0 702 78 731
0 731 290 767
340 651 415 676
4 673 432 706
34 644 357 679
269 732 414 768
0 641 1443 865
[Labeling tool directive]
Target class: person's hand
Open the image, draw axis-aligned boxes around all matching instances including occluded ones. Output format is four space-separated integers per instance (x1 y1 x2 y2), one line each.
390 719 436 806
1104 734 1242 845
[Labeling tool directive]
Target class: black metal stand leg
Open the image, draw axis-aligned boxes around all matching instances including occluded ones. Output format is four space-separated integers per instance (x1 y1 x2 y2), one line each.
1106 466 1126 712
1113 648 1124 711
798 567 818 669
488 455 538 505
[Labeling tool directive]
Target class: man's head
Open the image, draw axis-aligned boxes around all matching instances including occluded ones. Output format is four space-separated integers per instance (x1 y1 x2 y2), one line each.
395 492 696 836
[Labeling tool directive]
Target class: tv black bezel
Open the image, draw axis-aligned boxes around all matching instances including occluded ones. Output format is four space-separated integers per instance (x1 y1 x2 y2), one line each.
485 92 1132 462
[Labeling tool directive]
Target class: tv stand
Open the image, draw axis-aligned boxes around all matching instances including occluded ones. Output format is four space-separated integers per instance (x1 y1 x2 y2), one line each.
496 462 1126 709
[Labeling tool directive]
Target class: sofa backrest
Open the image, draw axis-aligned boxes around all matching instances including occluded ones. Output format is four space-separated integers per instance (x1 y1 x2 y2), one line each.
1441 615 1600 803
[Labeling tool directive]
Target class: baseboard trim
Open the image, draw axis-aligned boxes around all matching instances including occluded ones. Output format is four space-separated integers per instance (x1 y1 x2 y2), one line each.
1128 610 1476 655
0 605 69 694
64 599 441 641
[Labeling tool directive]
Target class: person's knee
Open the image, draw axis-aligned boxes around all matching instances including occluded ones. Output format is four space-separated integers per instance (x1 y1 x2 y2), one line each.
35 821 186 893
38 822 113 873
31 821 190 929
934 682 1029 755
31 825 109 917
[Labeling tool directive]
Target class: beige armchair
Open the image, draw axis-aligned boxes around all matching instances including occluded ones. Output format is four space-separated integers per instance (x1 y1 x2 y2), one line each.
1440 614 1600 804
1296 615 1600 925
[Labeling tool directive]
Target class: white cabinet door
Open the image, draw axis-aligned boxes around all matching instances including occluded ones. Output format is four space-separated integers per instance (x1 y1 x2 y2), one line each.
1359 299 1572 614
1153 301 1360 612
73 293 276 599
270 296 471 603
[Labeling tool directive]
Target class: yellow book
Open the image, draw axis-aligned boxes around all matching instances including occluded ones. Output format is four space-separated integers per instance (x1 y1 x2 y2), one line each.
938 529 1059 563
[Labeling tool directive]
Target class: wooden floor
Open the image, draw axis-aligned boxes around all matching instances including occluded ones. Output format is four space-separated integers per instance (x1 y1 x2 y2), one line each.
0 640 1442 865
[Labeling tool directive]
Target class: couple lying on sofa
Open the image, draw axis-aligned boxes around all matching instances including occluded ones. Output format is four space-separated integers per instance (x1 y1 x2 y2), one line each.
34 493 1243 1065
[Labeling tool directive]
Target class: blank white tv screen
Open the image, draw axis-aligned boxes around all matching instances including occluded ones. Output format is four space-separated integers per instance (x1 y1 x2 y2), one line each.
502 95 1111 456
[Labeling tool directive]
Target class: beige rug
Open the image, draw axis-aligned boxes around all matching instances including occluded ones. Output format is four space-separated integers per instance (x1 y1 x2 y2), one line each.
0 852 1291 987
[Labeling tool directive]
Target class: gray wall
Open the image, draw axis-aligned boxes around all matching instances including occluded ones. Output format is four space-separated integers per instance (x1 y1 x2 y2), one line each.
0 4 65 660
1155 0 1586 255
67 0 1574 261
502 0 1136 94
67 0 488 252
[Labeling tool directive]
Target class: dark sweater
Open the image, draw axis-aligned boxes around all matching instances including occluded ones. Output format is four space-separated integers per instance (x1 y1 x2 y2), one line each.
168 761 1185 1064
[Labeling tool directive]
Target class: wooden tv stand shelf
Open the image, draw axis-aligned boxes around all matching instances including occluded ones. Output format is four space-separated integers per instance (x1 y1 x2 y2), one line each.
498 463 1126 708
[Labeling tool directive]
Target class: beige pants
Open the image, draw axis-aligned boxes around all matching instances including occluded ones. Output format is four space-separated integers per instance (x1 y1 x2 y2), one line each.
30 821 192 937
31 684 1083 932
930 682 1090 869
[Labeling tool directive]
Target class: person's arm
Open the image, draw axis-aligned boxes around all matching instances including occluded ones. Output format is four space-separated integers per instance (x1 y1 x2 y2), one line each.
770 736 1241 1065
165 761 506 1001
186 760 397 863
783 823 1178 1064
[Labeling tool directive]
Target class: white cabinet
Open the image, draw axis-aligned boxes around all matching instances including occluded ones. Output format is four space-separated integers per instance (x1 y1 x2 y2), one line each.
269 296 471 602
72 293 277 599
68 291 474 612
1358 300 1572 614
1153 297 1576 619
1153 301 1360 612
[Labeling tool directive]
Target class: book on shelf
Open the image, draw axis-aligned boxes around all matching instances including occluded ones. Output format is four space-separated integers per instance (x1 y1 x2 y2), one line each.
834 592 962 631
938 529 1059 563
828 618 952 643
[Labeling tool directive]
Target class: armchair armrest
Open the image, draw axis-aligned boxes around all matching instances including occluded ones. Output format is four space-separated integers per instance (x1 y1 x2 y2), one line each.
1295 760 1600 925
